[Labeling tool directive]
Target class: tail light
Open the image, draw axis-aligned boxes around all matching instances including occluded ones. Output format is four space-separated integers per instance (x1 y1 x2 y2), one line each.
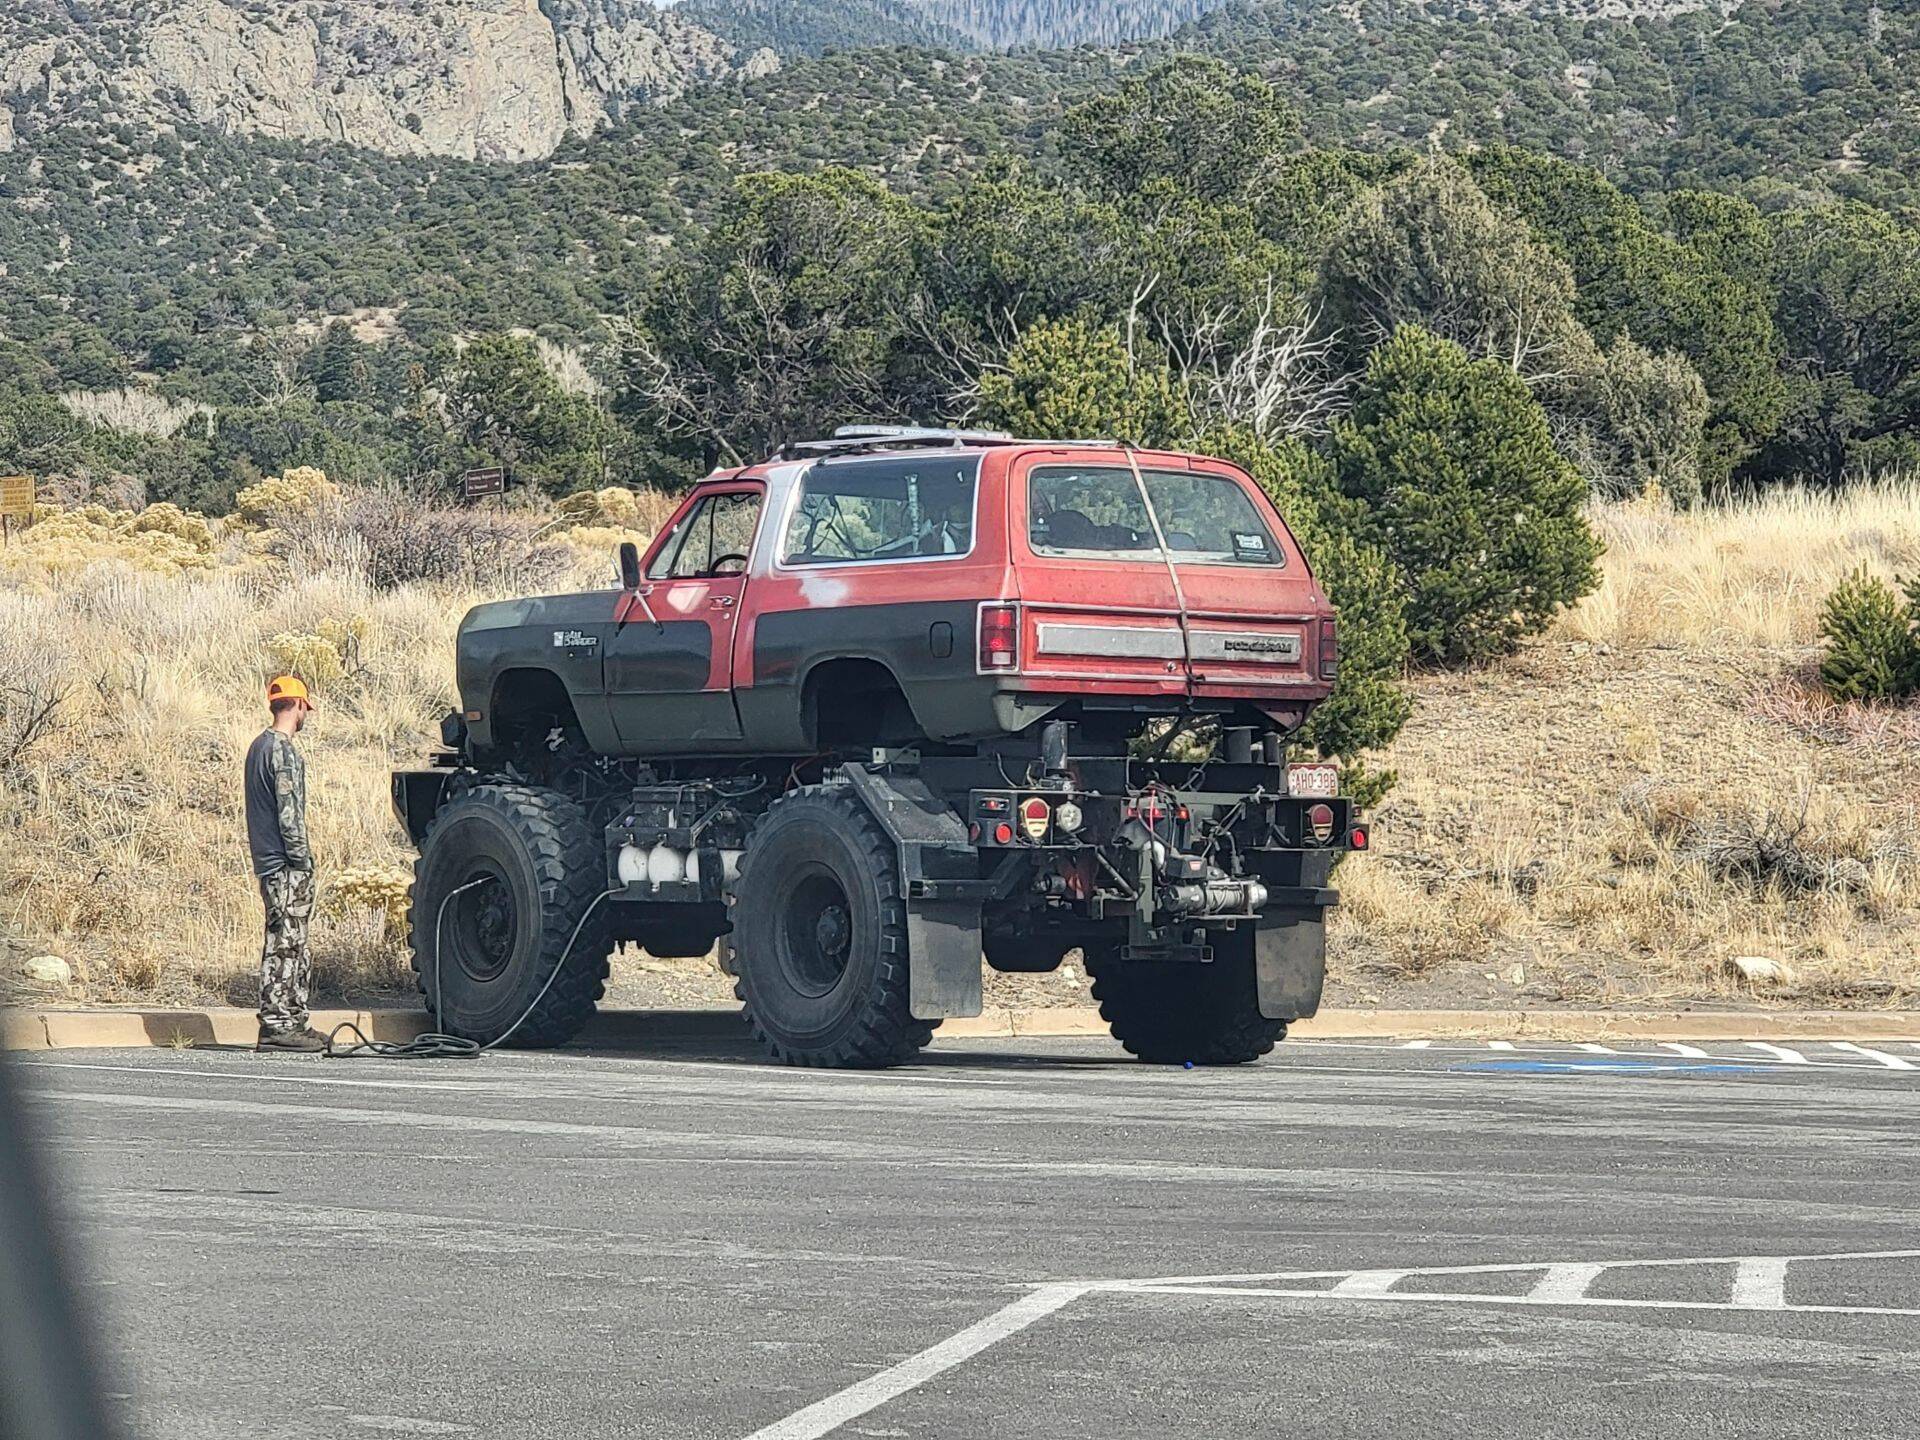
1307 803 1335 843
1019 796 1051 840
1319 615 1339 681
1348 825 1369 851
978 602 1020 673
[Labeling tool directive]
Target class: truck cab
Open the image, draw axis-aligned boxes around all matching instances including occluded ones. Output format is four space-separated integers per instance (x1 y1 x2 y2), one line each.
456 429 1338 765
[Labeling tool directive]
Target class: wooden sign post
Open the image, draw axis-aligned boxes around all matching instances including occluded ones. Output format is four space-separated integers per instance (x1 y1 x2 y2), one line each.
462 466 507 501
0 474 34 545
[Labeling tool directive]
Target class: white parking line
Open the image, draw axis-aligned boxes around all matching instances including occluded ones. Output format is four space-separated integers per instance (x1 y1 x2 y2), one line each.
744 1246 1920 1436
1526 1263 1606 1303
1329 1270 1406 1297
1296 1040 1920 1075
1116 1246 1920 1289
741 1283 1086 1440
1108 1283 1920 1318
1831 1042 1916 1070
1575 1043 1616 1054
1732 1258 1789 1309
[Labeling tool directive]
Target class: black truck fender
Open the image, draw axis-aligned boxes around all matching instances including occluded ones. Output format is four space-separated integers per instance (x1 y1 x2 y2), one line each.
392 770 454 847
837 764 986 1022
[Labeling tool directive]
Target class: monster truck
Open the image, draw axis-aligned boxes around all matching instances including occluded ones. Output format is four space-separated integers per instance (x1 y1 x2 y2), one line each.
392 427 1368 1067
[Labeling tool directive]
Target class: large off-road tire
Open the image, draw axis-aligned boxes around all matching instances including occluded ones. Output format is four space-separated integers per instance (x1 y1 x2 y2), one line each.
729 783 933 1068
1086 927 1286 1065
408 783 612 1048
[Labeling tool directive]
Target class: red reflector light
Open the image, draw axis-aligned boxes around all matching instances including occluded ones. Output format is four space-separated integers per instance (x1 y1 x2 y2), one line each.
993 822 1014 845
1307 803 1335 843
1348 826 1369 851
978 603 1020 672
1319 615 1339 681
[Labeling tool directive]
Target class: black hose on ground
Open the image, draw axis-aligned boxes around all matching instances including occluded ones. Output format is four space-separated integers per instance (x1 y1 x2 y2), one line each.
324 880 614 1061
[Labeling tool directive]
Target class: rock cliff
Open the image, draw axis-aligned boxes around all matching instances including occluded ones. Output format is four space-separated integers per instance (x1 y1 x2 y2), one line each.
0 0 776 162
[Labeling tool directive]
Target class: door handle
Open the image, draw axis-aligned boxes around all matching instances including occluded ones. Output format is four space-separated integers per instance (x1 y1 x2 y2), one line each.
710 595 736 610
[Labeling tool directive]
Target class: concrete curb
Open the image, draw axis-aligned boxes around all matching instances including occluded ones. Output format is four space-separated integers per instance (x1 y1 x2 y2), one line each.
3 1003 1915 1051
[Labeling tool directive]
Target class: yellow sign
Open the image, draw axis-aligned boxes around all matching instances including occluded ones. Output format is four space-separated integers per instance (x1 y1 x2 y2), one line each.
0 475 33 519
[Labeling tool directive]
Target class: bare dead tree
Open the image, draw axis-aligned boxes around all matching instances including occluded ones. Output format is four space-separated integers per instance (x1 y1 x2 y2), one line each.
1165 282 1354 441
612 315 747 468
1121 272 1161 369
244 329 317 408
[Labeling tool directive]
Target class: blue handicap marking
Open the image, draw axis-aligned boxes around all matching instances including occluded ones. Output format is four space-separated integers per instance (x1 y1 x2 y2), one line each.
1458 1057 1772 1076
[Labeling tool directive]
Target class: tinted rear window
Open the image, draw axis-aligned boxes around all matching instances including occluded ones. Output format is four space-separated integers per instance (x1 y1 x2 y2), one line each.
1029 466 1282 566
782 455 979 565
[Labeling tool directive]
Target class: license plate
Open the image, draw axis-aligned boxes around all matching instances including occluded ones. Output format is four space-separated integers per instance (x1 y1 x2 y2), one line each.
1286 763 1339 799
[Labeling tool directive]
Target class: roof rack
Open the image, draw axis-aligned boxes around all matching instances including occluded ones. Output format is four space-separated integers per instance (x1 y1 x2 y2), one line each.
777 425 1121 459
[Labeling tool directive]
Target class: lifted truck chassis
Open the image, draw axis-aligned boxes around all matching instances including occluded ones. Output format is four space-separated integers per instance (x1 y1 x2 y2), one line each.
393 719 1360 1067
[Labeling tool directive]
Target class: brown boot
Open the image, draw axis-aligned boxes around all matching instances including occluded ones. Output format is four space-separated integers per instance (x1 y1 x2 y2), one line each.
256 1025 327 1053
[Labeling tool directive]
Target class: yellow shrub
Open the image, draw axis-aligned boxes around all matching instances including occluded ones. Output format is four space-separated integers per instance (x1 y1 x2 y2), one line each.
234 467 339 526
551 486 678 535
2 501 218 577
263 615 368 693
322 867 413 942
127 502 213 547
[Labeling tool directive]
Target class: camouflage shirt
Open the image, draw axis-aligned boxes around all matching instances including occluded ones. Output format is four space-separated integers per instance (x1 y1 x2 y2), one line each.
245 729 311 877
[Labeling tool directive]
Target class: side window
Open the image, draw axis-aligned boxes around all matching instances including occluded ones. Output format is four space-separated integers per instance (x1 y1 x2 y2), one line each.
650 491 762 580
781 456 979 565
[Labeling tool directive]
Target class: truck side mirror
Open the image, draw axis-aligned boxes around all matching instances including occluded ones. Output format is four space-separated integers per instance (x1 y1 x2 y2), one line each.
618 541 642 591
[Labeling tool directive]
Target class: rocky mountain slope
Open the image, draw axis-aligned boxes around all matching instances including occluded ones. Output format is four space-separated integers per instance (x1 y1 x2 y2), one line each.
0 1 1755 161
0 0 776 162
681 0 1235 54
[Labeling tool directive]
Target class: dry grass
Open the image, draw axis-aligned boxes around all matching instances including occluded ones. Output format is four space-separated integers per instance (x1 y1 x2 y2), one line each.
0 479 665 1007
4 481 1918 1013
1330 484 1920 1009
1554 481 1920 649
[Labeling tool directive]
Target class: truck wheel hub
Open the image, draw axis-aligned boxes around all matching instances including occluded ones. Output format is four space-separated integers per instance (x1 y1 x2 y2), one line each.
814 906 851 960
453 870 517 983
781 872 854 996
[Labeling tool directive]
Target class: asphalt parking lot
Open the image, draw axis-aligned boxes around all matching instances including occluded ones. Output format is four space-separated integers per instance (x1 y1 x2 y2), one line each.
15 1029 1920 1439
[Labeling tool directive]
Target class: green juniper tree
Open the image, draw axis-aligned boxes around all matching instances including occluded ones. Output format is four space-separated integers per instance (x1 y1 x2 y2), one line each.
1333 326 1602 666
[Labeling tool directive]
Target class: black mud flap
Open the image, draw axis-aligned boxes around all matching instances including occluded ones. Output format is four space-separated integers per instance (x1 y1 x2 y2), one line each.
1253 910 1327 1021
392 770 453 847
841 765 985 1021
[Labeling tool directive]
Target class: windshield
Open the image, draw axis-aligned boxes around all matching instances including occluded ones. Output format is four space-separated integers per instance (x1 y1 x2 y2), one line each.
782 455 980 565
1028 465 1283 566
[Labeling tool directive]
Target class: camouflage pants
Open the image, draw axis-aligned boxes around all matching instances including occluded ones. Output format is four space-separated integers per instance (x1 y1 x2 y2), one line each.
258 867 316 1033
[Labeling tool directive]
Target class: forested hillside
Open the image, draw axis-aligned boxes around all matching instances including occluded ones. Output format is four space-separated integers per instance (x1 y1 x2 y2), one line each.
0 0 1914 516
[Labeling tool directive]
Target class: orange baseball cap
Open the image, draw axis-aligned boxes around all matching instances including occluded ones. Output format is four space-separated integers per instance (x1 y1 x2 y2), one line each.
266 674 315 709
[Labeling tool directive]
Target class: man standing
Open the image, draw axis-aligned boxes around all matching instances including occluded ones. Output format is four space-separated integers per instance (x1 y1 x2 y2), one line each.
245 675 326 1053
